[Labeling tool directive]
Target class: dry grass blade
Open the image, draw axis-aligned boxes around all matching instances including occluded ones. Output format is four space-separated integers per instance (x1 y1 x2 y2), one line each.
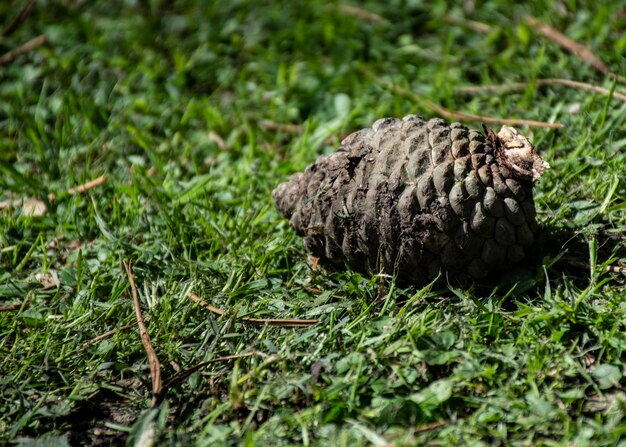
525 16 626 84
303 286 322 295
426 101 564 129
81 324 134 348
124 260 163 407
444 16 492 33
187 291 319 327
383 420 447 441
208 131 228 151
564 260 626 275
163 352 259 390
0 34 46 65
259 121 303 134
0 303 21 312
413 420 447 433
373 75 564 129
1 0 36 37
456 78 626 101
335 5 386 24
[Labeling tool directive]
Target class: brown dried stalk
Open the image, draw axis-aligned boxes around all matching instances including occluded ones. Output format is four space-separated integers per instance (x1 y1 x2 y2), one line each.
455 78 626 102
187 291 319 327
335 5 386 24
444 16 492 34
426 99 564 129
259 121 303 134
163 352 259 390
564 260 626 275
81 324 134 348
0 34 46 65
0 303 20 312
525 16 626 84
2 0 36 37
373 75 564 129
124 261 163 408
303 286 322 295
412 420 447 433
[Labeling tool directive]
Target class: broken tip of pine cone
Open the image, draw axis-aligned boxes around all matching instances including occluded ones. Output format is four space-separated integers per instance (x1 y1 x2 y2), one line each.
487 125 549 183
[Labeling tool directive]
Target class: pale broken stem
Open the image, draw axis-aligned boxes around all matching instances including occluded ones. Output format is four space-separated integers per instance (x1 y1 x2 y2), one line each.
525 16 626 84
373 75 564 129
49 174 108 200
0 34 46 65
66 175 107 195
455 78 626 101
124 261 163 408
606 265 626 274
81 324 134 348
187 291 319 327
163 352 259 390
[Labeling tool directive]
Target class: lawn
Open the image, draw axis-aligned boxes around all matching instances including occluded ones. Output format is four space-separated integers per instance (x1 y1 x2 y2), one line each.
1 0 626 445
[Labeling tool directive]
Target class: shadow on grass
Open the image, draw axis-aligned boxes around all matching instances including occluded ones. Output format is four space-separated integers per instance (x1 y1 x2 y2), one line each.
16 387 140 446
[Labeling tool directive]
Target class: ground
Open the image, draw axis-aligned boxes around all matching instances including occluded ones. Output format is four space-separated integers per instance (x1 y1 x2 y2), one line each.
1 0 626 446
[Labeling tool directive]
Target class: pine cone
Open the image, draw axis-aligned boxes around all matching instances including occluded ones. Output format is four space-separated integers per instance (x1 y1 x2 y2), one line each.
273 116 548 285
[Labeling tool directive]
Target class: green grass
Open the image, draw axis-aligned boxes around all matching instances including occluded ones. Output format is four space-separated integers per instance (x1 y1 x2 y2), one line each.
1 0 626 445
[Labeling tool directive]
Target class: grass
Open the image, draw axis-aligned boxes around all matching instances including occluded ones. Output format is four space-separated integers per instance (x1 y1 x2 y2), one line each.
1 0 626 445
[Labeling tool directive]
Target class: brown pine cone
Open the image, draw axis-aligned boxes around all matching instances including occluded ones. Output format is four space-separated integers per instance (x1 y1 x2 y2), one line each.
273 115 548 285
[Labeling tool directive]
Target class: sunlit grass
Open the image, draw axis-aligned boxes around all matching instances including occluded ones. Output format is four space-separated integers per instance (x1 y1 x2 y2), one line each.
1 0 626 445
